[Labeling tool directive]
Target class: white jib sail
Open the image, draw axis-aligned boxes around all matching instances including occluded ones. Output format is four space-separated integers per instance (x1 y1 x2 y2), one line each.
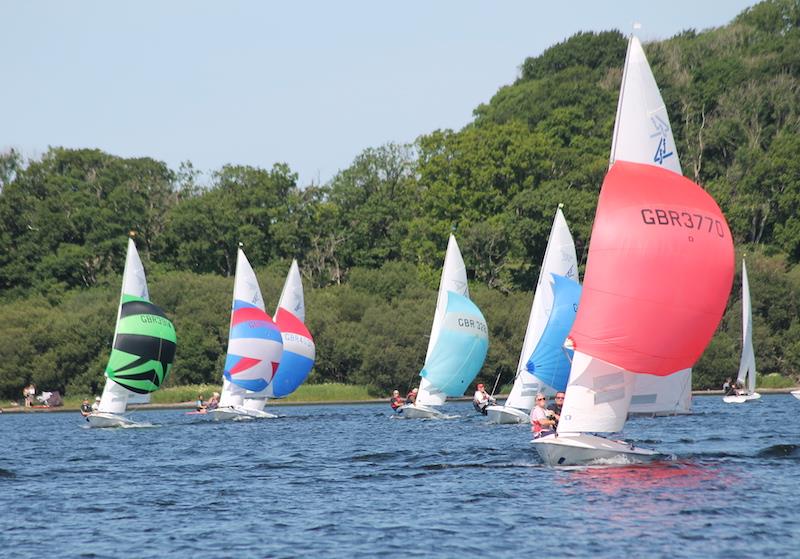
737 260 756 393
504 207 577 412
220 248 266 408
557 351 636 434
98 238 150 415
611 34 691 415
417 234 469 407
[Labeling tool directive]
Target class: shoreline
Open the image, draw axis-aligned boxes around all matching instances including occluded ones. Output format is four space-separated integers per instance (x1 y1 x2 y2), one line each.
1 388 798 414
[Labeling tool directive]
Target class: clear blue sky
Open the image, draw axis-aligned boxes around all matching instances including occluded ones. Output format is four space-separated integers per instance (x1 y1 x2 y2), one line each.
2 0 757 186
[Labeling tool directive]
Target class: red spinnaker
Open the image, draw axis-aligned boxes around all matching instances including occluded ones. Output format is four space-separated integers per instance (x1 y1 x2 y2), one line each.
569 161 734 375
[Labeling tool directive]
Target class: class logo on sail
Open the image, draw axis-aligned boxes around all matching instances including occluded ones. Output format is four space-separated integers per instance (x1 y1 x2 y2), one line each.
650 115 674 165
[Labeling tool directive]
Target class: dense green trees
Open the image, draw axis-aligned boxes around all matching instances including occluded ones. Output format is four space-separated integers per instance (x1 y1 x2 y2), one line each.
2 0 800 399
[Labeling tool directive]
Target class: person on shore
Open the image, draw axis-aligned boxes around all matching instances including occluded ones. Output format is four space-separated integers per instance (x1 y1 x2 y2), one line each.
23 383 36 407
195 394 207 412
206 392 220 410
530 393 557 439
547 391 565 429
92 396 101 411
472 383 495 415
390 390 404 411
80 399 93 418
405 387 418 405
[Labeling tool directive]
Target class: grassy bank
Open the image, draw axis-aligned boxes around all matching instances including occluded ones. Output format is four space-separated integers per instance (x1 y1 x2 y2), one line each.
51 383 376 410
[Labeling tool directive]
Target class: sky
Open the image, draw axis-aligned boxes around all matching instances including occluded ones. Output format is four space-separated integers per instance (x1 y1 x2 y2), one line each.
2 0 758 186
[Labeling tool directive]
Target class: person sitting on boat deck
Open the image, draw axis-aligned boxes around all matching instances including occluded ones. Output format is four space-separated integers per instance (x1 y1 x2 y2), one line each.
195 394 207 412
722 377 732 393
725 381 741 397
206 392 220 410
405 387 418 405
92 396 101 411
530 393 557 439
80 399 93 418
472 383 495 415
390 390 404 411
547 391 565 429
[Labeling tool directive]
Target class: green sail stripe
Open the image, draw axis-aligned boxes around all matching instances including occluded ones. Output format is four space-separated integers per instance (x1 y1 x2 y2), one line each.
121 294 149 304
117 315 177 341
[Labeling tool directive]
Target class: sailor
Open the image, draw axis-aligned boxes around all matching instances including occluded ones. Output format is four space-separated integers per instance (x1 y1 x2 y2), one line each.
405 387 418 405
92 396 101 411
547 391 565 428
472 383 495 415
530 393 556 438
80 399 93 418
389 390 404 411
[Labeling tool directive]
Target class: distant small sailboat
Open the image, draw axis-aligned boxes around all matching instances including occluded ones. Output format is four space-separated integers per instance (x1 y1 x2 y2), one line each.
532 161 734 466
486 206 579 424
242 259 315 413
724 260 761 404
400 235 489 419
610 33 692 416
211 245 283 421
87 237 176 428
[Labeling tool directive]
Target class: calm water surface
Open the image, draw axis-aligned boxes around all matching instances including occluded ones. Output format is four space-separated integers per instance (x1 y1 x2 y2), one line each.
1 395 799 558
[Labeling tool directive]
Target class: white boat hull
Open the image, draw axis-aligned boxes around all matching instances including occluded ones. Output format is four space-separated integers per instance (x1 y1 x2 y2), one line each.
210 406 278 421
723 392 761 404
791 390 800 400
532 432 669 467
397 403 443 419
486 405 529 424
86 412 138 428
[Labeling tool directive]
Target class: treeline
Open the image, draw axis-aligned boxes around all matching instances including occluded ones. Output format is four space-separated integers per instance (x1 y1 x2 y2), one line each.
2 0 800 398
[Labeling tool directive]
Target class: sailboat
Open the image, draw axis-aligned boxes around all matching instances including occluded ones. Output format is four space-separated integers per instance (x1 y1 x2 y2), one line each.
87 237 177 428
724 260 761 404
610 34 692 416
400 234 489 419
532 160 734 466
211 245 284 421
242 259 316 413
486 205 579 424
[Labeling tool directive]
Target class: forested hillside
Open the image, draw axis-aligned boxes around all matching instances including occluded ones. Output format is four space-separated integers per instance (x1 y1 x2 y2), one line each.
2 0 800 399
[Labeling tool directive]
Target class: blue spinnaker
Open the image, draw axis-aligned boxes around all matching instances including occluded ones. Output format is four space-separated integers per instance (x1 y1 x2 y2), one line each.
526 274 582 392
420 291 489 396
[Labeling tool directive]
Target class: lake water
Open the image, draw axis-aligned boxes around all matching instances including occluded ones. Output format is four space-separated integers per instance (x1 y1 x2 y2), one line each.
1 395 798 558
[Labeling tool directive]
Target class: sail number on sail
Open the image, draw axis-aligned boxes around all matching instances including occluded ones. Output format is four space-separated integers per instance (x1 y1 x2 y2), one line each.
456 317 488 334
640 208 726 237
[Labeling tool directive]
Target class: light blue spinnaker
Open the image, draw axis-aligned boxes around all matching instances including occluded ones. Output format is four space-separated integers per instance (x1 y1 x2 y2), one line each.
420 291 489 396
525 274 581 392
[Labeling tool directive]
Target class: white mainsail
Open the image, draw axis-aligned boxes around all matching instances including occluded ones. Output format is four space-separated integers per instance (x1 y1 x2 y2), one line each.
611 34 691 415
504 207 577 412
737 260 756 394
416 234 469 407
97 238 149 415
219 248 269 409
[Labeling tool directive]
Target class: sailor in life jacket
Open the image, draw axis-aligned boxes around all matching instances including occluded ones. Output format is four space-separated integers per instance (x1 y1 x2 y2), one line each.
390 390 404 411
530 393 556 438
472 383 495 415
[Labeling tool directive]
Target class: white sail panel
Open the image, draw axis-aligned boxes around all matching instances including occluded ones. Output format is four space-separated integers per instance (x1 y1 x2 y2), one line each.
629 368 691 415
425 234 469 363
737 260 756 393
232 248 266 312
557 351 635 434
610 36 682 175
505 207 577 411
275 259 305 322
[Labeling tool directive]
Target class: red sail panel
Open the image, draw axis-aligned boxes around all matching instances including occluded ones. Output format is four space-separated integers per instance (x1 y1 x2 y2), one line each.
569 161 734 375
